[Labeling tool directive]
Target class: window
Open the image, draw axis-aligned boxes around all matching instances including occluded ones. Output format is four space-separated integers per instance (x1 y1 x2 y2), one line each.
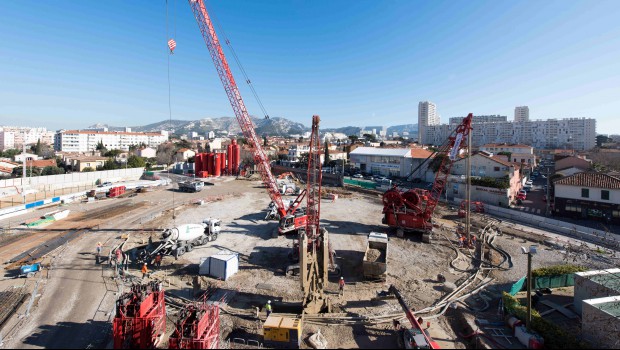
494 167 500 171
581 189 589 198
601 190 610 200
565 205 582 213
613 210 620 218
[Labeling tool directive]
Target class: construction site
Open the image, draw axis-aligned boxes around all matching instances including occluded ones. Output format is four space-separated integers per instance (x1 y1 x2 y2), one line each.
1 1 620 349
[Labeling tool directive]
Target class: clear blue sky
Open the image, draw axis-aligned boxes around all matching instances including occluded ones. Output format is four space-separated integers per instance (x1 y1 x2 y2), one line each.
1 0 619 133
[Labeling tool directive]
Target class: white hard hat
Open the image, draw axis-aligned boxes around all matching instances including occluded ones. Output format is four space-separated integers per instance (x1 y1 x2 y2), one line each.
144 263 147 265
268 300 271 303
341 277 344 279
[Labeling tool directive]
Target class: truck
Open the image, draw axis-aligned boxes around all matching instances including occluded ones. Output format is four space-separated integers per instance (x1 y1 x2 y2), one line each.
138 218 220 261
178 181 204 193
363 232 388 280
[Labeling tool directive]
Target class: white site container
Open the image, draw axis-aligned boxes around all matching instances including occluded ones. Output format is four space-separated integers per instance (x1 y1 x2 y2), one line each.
199 253 239 280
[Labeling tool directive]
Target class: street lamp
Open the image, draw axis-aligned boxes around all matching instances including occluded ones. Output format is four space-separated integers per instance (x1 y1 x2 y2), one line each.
521 244 537 332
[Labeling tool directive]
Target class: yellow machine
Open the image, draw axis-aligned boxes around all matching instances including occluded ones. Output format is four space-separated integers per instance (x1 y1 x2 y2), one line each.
263 314 302 348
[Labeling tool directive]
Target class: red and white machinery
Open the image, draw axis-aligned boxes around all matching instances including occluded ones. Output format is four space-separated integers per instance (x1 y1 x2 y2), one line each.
458 200 484 218
113 281 166 349
382 114 473 242
188 0 306 235
389 285 440 349
169 301 220 349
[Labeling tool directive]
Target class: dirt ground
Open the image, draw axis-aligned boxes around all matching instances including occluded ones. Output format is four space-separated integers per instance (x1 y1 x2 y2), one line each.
1 176 618 349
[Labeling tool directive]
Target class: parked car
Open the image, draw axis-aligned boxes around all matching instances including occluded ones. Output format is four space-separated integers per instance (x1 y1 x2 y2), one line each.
526 180 533 186
352 174 363 179
98 181 112 187
518 190 527 199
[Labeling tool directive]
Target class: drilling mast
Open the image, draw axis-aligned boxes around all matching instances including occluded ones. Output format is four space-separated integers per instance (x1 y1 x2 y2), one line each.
299 115 330 314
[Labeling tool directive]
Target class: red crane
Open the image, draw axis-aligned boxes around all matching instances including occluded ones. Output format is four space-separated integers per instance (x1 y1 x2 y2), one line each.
389 285 440 349
382 114 473 241
187 0 306 234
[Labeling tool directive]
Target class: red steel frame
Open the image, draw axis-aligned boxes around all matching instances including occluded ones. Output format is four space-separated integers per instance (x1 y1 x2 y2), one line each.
169 302 220 349
113 283 166 349
382 114 473 233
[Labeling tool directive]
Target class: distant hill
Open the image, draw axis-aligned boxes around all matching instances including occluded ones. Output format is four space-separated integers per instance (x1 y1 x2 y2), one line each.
89 118 417 137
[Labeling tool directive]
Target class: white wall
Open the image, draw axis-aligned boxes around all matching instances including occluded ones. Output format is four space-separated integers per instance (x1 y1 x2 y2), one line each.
555 185 620 204
0 167 144 198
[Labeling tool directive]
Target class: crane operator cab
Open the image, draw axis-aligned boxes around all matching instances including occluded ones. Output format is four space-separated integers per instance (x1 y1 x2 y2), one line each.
278 208 307 235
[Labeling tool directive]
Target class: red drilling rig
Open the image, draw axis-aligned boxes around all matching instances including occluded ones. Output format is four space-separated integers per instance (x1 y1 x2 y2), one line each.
382 114 473 242
168 301 220 349
113 281 166 349
187 0 307 236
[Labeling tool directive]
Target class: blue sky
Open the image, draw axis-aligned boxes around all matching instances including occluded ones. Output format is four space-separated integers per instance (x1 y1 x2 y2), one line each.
1 0 619 133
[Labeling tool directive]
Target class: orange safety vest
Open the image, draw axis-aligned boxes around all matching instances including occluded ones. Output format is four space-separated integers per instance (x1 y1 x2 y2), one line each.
141 265 148 274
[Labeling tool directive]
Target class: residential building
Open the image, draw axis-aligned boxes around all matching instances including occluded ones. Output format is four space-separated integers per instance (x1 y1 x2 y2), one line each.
67 156 108 172
422 116 596 150
54 129 169 153
207 131 215 139
448 115 508 125
418 101 438 144
175 148 196 162
555 156 592 173
349 147 433 178
448 152 522 206
553 172 620 223
0 126 54 147
25 159 57 169
14 152 39 163
137 147 157 158
0 131 15 151
479 143 536 170
0 159 19 169
514 106 529 122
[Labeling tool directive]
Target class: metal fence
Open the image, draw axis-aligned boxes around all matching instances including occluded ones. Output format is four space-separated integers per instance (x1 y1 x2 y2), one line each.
0 185 91 209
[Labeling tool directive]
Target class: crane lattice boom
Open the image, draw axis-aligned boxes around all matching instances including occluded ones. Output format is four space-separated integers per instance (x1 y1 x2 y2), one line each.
188 0 285 217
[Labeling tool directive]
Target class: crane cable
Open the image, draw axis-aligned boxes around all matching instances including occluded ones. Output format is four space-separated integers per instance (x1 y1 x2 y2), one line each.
206 1 271 120
166 0 176 223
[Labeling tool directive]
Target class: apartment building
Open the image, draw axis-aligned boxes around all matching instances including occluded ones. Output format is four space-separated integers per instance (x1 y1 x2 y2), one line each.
0 127 54 149
54 129 169 152
417 101 439 144
514 106 529 122
423 117 596 151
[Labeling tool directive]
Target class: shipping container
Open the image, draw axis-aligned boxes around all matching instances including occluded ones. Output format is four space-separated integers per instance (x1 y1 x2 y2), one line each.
199 253 238 280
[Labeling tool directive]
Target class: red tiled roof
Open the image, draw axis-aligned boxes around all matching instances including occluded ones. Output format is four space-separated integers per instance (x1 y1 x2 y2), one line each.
0 166 12 174
410 148 433 159
554 172 620 189
25 159 57 168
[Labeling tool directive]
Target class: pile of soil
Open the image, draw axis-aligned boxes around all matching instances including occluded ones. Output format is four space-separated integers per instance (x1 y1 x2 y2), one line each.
365 248 386 262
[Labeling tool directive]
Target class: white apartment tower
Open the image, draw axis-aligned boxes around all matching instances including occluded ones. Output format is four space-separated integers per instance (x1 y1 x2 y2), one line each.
418 101 439 144
54 129 169 152
514 106 529 122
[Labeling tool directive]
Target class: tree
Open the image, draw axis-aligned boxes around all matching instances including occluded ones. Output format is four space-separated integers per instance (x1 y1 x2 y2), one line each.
206 143 211 153
31 139 43 156
348 135 359 143
101 158 120 170
428 154 448 173
12 166 41 177
323 140 331 167
127 155 146 168
596 135 612 148
41 166 65 175
96 140 106 153
104 149 123 157
497 151 512 162
263 135 268 147
156 143 176 166
1 148 21 159
174 139 192 150
363 133 377 142
82 167 95 172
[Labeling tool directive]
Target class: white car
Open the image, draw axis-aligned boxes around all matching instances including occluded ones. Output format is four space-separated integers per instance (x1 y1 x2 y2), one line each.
526 180 533 186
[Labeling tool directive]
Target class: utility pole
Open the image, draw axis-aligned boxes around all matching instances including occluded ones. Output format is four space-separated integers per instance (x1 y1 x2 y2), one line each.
526 251 532 331
22 132 27 204
545 165 551 216
465 127 472 242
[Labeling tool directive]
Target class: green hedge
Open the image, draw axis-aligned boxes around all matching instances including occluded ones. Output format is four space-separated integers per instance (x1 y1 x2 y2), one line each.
531 265 587 277
471 176 510 189
502 293 589 349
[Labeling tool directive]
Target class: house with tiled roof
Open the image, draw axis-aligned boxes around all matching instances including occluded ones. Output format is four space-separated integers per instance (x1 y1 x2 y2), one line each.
25 159 57 169
448 152 522 206
553 172 620 224
175 148 196 162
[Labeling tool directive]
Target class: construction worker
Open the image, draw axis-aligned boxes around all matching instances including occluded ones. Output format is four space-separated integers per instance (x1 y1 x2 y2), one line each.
155 254 162 268
471 235 477 247
265 300 272 317
458 235 465 248
95 242 102 264
141 263 149 279
339 276 345 297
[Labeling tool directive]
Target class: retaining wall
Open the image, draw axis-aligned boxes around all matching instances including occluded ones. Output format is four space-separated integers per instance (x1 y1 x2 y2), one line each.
0 168 144 198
